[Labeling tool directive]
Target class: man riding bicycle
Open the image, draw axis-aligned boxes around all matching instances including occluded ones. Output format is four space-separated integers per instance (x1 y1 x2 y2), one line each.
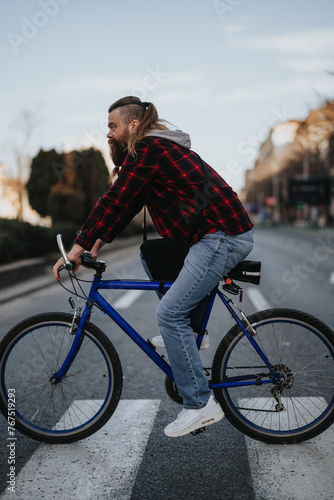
53 96 253 437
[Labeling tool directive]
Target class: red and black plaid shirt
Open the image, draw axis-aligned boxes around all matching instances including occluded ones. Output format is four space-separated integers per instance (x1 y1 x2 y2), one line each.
75 137 253 250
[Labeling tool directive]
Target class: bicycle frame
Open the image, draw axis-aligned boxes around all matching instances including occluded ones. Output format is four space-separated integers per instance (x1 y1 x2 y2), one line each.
52 275 279 388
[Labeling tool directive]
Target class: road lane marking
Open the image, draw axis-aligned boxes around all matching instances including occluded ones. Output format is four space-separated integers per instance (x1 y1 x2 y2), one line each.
329 272 334 284
245 406 334 500
112 289 145 309
2 397 334 499
4 399 160 500
242 397 334 500
246 288 271 311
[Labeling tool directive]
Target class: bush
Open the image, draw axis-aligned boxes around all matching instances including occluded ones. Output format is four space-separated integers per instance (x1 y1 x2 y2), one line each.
0 216 143 266
0 219 78 265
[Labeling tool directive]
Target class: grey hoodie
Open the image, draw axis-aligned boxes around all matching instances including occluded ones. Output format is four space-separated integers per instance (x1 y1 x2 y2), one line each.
146 129 191 149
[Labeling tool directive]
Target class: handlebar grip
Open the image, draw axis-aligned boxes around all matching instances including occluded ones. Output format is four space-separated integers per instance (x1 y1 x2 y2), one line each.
81 253 94 268
56 235 105 274
81 253 106 273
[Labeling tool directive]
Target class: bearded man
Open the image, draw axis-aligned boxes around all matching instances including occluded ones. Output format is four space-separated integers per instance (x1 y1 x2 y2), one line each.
53 96 254 437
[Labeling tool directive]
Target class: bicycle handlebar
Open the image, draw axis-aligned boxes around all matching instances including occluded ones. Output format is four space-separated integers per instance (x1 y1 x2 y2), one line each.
56 234 106 275
56 234 74 270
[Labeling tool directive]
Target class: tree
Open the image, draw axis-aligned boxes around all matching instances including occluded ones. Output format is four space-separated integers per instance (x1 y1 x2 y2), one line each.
27 149 62 217
78 148 111 219
27 147 110 224
48 187 86 224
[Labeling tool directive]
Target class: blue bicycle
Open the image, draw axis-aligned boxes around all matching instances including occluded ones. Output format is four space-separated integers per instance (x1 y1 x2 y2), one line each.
1 235 334 444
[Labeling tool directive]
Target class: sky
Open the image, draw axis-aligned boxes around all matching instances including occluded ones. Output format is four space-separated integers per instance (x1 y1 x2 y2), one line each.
1 0 334 193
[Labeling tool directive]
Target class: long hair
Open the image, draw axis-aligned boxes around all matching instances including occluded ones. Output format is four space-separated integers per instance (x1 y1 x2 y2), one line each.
108 96 168 157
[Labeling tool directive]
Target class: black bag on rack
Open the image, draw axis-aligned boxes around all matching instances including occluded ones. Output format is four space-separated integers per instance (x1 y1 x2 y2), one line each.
140 238 189 281
226 260 261 285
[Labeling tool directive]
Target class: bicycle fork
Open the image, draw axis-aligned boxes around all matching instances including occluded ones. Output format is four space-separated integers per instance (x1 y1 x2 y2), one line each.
50 301 93 385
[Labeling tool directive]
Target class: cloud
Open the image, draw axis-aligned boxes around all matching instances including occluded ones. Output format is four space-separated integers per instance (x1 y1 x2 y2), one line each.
51 70 202 103
217 89 249 103
240 26 334 56
224 24 245 34
280 56 334 73
51 71 205 108
216 76 334 105
53 75 135 95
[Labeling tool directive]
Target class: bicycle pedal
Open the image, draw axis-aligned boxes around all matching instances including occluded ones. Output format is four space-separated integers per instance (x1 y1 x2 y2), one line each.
191 426 206 436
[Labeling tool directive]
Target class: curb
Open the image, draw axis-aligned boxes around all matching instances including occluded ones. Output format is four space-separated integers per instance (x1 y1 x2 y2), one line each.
0 273 57 305
0 235 143 306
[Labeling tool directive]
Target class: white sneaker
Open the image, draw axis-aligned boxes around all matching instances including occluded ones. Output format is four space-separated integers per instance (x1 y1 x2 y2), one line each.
164 395 224 437
151 331 209 350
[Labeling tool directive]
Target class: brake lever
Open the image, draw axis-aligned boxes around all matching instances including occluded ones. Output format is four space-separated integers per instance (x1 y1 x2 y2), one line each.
57 262 76 277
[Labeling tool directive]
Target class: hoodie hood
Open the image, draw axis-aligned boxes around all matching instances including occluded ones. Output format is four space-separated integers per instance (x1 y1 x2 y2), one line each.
146 129 191 149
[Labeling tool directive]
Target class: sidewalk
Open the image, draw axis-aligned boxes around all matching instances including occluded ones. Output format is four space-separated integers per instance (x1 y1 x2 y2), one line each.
0 235 143 305
0 271 56 305
256 224 334 240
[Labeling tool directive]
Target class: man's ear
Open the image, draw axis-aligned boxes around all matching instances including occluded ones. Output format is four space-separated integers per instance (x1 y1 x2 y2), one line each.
129 120 140 134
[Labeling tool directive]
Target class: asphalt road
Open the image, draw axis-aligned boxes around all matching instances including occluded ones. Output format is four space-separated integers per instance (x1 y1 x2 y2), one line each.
0 227 334 500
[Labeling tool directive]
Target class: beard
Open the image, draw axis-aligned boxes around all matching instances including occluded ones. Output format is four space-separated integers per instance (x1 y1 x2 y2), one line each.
108 137 128 167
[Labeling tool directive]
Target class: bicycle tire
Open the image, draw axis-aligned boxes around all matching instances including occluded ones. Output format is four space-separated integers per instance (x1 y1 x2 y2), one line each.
212 308 334 444
0 312 123 444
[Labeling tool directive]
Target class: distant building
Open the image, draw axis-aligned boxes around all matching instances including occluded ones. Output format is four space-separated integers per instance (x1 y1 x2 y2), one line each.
242 101 334 226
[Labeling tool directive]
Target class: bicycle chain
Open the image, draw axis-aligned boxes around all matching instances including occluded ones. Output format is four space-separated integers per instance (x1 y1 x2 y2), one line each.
204 366 268 372
227 366 268 370
235 406 279 413
227 366 280 413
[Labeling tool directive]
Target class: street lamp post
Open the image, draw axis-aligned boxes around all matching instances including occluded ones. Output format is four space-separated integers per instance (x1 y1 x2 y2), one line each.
295 135 310 179
271 160 280 224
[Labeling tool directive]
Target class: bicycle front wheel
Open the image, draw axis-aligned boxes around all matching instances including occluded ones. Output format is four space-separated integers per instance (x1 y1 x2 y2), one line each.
0 313 123 443
212 308 334 444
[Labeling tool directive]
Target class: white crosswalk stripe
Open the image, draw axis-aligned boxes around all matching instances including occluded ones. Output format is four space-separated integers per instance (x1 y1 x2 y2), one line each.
2 397 334 500
1 398 334 499
1 400 160 500
246 429 334 500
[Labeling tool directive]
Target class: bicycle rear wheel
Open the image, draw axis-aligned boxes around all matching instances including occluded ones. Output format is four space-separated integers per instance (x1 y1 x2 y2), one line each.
212 308 334 444
0 313 123 443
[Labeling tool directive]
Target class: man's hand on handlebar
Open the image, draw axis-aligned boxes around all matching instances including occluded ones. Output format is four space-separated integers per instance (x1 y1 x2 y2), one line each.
53 244 85 280
89 238 105 260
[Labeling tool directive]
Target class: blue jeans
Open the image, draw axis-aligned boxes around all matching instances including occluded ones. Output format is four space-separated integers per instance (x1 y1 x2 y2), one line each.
155 230 254 409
